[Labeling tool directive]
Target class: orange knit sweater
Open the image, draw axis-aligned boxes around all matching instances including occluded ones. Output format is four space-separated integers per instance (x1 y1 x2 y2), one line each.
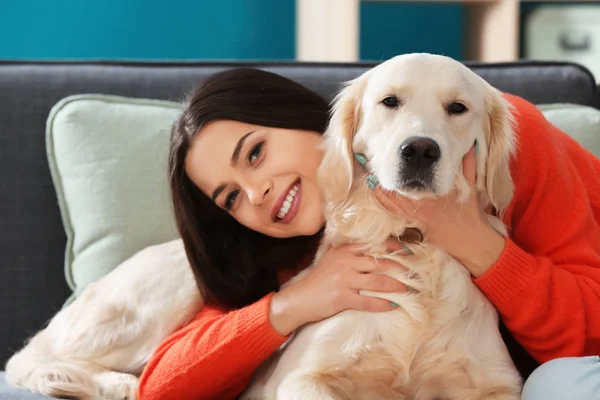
137 94 600 400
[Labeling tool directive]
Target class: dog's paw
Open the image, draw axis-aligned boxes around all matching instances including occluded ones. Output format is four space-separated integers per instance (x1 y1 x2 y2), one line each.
93 372 138 400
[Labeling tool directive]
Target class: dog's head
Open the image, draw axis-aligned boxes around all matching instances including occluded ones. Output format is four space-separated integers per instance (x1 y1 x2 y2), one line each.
319 53 516 214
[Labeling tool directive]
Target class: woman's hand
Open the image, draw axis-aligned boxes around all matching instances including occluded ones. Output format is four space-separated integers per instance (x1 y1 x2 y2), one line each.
269 238 410 336
372 144 505 277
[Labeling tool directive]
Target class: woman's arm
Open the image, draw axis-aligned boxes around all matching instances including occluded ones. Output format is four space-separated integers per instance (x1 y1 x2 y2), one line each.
137 292 288 400
471 94 600 363
137 240 410 400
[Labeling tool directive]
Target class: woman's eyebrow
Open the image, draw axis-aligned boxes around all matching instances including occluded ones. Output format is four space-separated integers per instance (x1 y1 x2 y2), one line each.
231 130 255 167
211 184 226 202
211 130 256 201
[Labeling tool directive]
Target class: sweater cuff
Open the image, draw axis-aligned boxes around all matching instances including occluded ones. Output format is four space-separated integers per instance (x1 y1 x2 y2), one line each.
237 292 290 361
473 237 537 308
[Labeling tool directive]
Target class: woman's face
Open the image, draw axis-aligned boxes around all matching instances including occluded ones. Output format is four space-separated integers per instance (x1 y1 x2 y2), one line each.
185 120 326 238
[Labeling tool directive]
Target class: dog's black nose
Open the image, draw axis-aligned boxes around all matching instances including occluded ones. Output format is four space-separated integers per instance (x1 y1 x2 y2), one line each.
399 137 441 170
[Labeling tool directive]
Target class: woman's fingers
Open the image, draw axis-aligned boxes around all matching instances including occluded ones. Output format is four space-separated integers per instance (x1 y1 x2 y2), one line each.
348 294 399 313
350 272 408 294
385 237 405 252
463 142 478 185
385 237 414 255
373 186 401 209
350 253 408 274
373 186 424 220
350 256 384 273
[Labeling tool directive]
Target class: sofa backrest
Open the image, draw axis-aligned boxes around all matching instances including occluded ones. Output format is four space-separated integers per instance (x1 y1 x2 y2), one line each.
0 59 597 369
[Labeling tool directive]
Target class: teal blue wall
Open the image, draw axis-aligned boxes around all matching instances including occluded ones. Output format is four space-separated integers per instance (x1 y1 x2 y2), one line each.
360 2 463 61
0 0 464 61
0 0 296 60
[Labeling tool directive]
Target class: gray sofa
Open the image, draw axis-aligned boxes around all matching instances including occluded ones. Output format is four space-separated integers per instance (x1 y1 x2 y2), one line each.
0 59 598 399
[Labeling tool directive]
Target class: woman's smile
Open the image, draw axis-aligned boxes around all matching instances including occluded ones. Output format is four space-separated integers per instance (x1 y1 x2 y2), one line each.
273 178 301 223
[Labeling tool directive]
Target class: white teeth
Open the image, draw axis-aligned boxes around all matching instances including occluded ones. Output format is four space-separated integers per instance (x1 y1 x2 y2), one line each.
277 183 299 219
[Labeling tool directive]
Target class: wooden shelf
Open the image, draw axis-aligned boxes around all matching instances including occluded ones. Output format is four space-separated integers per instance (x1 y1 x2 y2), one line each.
363 0 599 3
465 0 519 62
295 0 600 63
363 0 502 3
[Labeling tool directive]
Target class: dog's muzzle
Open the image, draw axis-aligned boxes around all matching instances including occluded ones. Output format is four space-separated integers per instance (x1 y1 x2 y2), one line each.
397 136 440 190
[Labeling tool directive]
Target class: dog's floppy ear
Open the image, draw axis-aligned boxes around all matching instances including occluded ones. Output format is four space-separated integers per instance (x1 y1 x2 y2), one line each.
480 82 517 215
318 76 368 204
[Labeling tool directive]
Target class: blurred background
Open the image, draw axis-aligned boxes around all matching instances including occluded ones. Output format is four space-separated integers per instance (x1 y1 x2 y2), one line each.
1 0 599 80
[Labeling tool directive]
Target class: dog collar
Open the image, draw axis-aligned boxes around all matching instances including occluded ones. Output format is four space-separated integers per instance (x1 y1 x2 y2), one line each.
353 153 424 244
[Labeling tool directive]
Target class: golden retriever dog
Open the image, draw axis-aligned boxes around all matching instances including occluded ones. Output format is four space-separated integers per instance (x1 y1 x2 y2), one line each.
240 53 522 400
5 53 522 400
4 239 202 399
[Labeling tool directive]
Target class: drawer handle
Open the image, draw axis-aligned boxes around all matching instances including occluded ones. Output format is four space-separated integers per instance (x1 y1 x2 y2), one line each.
559 31 591 51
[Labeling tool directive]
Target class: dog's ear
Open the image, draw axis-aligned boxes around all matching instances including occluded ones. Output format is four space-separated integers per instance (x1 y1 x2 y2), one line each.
480 83 517 215
318 76 367 204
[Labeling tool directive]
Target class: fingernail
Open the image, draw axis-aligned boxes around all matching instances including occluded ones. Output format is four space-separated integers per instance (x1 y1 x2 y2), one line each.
390 302 399 307
474 139 479 154
400 244 414 256
366 175 379 190
353 153 369 171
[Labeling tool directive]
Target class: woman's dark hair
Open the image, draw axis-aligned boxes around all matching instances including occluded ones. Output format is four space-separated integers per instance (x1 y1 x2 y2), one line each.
169 68 329 310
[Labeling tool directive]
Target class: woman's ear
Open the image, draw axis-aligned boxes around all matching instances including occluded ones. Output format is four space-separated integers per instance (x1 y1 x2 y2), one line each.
318 76 368 204
480 83 517 215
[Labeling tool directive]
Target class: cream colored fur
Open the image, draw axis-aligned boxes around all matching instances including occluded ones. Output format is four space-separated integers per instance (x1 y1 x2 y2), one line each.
240 53 522 400
4 239 202 399
6 53 522 400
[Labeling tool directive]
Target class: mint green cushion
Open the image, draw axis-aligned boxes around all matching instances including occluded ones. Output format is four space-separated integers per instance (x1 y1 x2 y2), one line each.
539 103 600 158
46 94 182 297
45 96 599 299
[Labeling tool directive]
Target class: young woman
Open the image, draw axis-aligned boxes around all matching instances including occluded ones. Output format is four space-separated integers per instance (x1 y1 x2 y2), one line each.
137 67 600 400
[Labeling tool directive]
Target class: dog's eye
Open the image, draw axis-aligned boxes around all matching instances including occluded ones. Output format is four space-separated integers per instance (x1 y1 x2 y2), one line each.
447 102 468 115
381 96 400 109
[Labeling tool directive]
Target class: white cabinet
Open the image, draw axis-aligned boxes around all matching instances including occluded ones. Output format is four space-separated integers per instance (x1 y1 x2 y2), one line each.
525 5 600 82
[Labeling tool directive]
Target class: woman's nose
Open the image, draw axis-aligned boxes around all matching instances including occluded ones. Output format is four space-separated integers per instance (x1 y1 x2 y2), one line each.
246 181 271 206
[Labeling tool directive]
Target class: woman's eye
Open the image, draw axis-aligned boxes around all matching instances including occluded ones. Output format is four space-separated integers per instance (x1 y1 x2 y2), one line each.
248 142 264 164
225 190 239 210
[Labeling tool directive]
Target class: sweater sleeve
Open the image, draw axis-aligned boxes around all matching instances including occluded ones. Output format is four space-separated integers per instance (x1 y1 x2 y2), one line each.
137 292 289 400
473 94 600 363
